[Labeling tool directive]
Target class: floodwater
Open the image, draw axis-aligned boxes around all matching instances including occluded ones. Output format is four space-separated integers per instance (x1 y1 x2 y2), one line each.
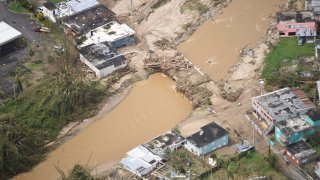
15 73 192 180
178 0 285 80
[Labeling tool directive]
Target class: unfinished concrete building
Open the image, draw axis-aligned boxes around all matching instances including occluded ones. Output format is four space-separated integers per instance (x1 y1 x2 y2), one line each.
62 4 115 35
143 130 185 158
79 43 127 79
252 88 315 134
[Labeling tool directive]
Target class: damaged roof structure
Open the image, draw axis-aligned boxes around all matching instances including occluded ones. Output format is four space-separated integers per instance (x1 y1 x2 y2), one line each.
276 116 311 137
120 145 162 177
253 88 315 123
79 43 127 79
285 141 317 166
143 130 185 158
79 21 135 48
55 0 99 18
62 4 115 35
0 21 22 46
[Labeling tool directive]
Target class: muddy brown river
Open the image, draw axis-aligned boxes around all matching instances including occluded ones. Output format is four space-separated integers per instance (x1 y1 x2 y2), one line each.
15 73 192 180
178 0 285 80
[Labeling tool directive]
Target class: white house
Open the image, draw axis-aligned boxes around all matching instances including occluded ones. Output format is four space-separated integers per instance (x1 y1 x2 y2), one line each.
120 145 162 177
79 21 135 49
184 122 228 156
79 43 127 79
40 2 57 22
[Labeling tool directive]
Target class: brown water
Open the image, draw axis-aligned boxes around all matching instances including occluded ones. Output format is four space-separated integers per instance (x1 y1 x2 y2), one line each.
178 0 285 80
15 73 192 180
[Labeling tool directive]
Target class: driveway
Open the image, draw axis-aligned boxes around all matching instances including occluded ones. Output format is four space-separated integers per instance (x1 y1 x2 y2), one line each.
0 2 40 96
0 2 40 42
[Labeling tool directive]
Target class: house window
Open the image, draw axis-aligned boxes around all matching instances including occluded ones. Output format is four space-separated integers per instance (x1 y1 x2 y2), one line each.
288 32 296 36
279 31 285 36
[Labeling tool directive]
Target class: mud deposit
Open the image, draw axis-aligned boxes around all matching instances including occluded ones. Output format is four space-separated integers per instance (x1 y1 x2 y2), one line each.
178 0 284 80
15 73 192 180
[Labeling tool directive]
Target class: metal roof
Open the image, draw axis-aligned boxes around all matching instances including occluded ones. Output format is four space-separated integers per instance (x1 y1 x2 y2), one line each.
66 0 99 13
0 22 22 46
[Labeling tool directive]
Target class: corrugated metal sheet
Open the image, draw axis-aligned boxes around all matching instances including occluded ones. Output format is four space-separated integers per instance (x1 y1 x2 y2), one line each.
0 21 22 46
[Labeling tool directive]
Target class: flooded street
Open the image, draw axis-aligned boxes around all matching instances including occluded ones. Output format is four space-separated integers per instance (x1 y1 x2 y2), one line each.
16 73 192 180
178 0 285 80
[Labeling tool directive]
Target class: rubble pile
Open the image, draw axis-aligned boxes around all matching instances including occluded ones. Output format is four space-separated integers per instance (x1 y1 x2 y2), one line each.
144 51 193 72
176 77 212 109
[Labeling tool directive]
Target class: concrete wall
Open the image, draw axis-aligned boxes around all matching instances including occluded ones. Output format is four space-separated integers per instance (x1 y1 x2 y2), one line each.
184 140 201 156
80 54 127 79
110 35 136 49
275 126 304 145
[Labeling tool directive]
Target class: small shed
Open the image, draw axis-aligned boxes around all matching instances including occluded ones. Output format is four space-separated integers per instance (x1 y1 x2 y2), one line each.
184 122 228 156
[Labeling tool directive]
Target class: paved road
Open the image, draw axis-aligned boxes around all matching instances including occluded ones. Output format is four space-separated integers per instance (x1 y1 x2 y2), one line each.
0 2 39 42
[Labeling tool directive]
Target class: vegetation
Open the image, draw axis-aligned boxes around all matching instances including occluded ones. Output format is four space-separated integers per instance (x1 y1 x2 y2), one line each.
0 36 105 179
151 0 171 9
208 150 286 179
262 37 315 79
308 136 320 155
180 0 209 14
58 164 95 180
165 148 212 178
47 0 65 3
8 1 30 14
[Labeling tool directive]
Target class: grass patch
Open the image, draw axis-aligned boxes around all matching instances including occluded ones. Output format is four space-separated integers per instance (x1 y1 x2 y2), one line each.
25 60 44 70
262 37 315 79
151 0 171 9
47 0 64 4
309 136 320 155
8 2 30 14
180 0 209 14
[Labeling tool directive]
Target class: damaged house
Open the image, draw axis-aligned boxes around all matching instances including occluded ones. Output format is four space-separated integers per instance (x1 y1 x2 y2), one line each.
78 21 136 49
252 88 315 135
284 140 317 166
79 43 127 79
276 11 317 42
120 145 162 177
62 4 115 35
143 130 185 158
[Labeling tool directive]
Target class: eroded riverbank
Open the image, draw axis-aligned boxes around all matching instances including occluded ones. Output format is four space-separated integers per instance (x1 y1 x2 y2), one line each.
15 73 192 180
178 0 285 80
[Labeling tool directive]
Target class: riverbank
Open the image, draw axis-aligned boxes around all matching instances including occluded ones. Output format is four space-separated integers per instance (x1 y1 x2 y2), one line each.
13 0 293 179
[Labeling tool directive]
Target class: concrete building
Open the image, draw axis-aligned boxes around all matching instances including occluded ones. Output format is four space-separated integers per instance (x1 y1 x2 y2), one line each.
276 11 317 38
252 88 315 134
40 2 57 22
184 122 228 156
284 141 317 166
79 43 127 78
0 21 22 47
275 116 312 145
143 130 185 158
120 145 162 177
315 162 320 178
62 4 115 35
305 0 320 21
79 21 135 48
